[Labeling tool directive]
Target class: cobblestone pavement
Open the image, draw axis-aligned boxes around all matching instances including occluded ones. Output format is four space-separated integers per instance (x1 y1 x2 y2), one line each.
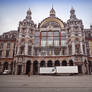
0 75 92 92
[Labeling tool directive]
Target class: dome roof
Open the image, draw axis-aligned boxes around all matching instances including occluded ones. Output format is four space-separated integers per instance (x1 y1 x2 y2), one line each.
39 17 64 28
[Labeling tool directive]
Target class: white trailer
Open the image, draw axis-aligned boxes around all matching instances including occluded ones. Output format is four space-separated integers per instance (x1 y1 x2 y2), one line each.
40 66 78 75
56 66 78 74
40 67 56 74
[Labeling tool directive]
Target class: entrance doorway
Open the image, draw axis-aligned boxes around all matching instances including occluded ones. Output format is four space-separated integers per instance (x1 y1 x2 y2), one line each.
26 61 31 74
40 61 45 67
3 62 8 71
54 60 60 66
62 60 67 66
78 65 82 73
17 65 22 75
69 60 73 66
33 61 38 75
47 60 53 67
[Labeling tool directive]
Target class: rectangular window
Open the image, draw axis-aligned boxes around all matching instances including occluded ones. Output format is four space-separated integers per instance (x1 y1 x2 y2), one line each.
61 40 66 46
28 47 31 55
6 50 9 57
7 42 10 48
54 32 59 36
35 32 40 36
47 37 53 46
54 37 59 46
41 36 47 47
0 50 2 57
34 37 40 46
41 40 46 47
48 32 53 36
0 41 4 49
54 40 59 46
41 32 47 37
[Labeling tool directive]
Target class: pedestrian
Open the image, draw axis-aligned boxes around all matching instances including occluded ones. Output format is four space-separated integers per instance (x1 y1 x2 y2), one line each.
28 72 30 77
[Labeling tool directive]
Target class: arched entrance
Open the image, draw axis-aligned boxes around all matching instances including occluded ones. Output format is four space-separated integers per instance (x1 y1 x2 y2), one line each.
33 61 38 75
54 60 60 66
0 62 1 74
84 60 88 74
69 60 73 66
26 60 31 74
62 60 67 66
3 62 8 71
78 65 82 73
40 61 46 67
47 60 53 67
88 60 92 74
10 62 13 74
17 65 22 75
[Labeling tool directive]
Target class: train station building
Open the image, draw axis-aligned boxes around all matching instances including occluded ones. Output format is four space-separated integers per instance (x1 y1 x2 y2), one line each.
0 7 92 75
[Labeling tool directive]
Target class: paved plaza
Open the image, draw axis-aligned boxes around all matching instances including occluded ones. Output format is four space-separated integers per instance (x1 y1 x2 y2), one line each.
0 75 92 92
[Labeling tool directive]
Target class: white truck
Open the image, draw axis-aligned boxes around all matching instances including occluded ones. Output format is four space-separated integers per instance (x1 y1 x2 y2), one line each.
40 66 78 75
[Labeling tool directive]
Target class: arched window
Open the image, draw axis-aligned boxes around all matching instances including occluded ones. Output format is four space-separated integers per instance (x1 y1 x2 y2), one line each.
3 62 8 70
26 60 31 74
40 61 46 67
20 46 25 54
47 60 53 67
69 60 73 66
62 60 67 66
54 60 60 66
33 61 38 75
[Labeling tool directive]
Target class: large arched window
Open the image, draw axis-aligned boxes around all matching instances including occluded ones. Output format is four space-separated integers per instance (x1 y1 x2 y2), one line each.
26 60 31 74
40 61 46 67
54 60 60 66
3 62 8 70
62 60 67 66
33 61 38 75
47 60 53 67
69 60 73 66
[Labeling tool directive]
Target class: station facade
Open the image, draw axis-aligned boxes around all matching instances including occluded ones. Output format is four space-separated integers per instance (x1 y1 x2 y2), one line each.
0 7 92 75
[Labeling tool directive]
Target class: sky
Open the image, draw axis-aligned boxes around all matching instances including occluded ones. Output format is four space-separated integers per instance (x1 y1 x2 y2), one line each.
0 0 92 35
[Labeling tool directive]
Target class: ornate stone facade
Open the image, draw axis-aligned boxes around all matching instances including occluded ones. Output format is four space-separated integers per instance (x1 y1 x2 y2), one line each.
0 8 92 75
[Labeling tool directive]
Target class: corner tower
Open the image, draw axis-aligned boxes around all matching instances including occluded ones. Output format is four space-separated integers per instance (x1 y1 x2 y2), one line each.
67 7 88 74
14 9 36 75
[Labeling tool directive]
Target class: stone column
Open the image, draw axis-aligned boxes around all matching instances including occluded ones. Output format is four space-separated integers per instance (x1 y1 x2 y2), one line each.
8 63 11 71
25 43 28 55
30 63 33 75
32 45 34 56
15 65 18 75
38 63 40 74
22 63 26 74
17 47 20 54
72 41 75 55
0 63 3 73
82 64 85 74
60 62 62 66
80 42 83 54
52 61 54 67
46 62 47 67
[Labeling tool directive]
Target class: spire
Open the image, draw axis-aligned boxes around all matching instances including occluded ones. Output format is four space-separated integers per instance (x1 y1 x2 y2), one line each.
26 8 32 19
70 7 76 19
50 5 56 17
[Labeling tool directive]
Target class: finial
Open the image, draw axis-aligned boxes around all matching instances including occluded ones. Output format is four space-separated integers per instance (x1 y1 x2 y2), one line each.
50 5 56 17
26 8 32 19
70 7 76 19
52 4 53 9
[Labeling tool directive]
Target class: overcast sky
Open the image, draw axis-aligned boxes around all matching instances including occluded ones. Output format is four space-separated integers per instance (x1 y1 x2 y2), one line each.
0 0 92 35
